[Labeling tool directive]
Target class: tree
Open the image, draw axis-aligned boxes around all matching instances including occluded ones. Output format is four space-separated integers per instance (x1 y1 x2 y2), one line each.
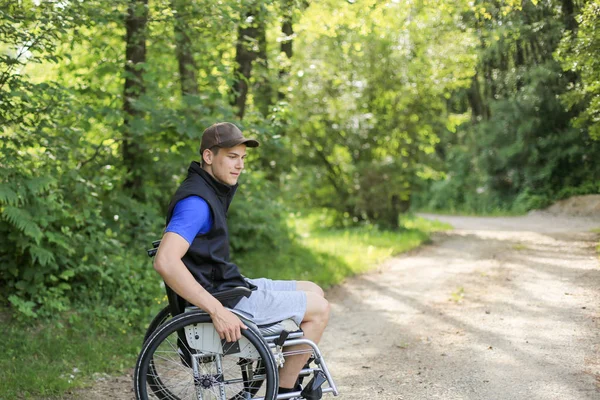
122 0 149 198
281 0 475 227
419 0 600 213
231 1 267 119
556 0 600 140
0 0 162 318
172 0 199 97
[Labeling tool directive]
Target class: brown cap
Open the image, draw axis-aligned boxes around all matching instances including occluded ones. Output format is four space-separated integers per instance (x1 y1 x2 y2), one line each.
200 122 259 154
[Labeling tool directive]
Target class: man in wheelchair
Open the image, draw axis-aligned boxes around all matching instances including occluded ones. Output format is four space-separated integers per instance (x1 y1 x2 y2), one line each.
152 122 332 399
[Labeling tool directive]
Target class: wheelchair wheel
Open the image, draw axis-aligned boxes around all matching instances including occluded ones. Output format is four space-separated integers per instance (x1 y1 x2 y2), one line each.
134 310 278 400
143 306 171 343
142 307 267 398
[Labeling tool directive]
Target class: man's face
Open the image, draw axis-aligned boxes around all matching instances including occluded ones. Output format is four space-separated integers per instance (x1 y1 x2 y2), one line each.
204 144 247 186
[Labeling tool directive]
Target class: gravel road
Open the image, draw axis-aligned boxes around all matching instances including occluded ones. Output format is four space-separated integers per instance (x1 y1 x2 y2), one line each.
322 212 600 399
72 212 600 400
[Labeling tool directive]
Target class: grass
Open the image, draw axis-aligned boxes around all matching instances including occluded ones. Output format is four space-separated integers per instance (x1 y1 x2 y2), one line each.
0 310 157 399
449 287 465 303
591 228 600 258
0 213 450 399
299 215 450 284
239 213 451 288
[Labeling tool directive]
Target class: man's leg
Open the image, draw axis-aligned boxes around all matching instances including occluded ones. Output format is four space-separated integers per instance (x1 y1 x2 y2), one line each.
278 289 330 389
297 281 325 298
238 278 329 390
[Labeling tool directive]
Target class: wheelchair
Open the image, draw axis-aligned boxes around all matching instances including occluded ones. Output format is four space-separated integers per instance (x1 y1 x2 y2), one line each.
134 240 339 400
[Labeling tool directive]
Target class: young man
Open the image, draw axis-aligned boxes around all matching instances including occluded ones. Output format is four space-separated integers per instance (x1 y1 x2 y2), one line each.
153 122 330 396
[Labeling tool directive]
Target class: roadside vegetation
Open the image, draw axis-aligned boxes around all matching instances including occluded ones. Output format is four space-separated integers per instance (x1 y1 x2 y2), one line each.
0 214 448 399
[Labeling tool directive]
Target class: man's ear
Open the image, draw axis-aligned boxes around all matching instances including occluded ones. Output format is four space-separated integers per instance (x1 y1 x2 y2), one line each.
202 149 213 166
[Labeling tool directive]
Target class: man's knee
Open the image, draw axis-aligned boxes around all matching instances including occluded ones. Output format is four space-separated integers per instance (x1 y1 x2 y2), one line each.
297 280 325 297
321 298 331 323
304 292 330 325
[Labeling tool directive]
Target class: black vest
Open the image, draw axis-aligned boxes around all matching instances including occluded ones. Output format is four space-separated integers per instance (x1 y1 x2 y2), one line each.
166 162 253 306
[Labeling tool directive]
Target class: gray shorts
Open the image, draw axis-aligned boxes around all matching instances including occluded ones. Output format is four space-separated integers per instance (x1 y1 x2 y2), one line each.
233 278 307 326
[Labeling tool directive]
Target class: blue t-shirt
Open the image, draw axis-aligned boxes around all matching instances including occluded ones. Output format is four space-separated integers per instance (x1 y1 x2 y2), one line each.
165 196 213 244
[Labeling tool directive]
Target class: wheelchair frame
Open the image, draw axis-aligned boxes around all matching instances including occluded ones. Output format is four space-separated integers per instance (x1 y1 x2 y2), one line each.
134 241 339 400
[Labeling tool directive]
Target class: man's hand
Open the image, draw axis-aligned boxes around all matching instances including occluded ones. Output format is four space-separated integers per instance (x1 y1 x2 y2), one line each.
210 306 248 342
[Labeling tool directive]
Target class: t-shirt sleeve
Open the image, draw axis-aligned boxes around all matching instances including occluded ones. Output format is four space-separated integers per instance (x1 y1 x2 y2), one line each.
165 196 213 245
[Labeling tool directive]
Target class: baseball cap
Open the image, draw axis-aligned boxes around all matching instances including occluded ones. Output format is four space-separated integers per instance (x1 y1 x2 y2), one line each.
200 122 259 154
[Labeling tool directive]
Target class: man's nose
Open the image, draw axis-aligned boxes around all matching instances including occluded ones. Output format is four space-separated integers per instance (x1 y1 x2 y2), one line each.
237 158 244 169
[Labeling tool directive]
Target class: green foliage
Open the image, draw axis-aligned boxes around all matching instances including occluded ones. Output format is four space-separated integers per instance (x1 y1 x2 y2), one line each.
0 1 163 320
5 0 599 395
1 212 446 399
417 0 600 214
474 62 600 205
276 0 476 225
512 189 552 214
556 1 600 140
229 172 294 254
0 0 598 383
353 160 412 228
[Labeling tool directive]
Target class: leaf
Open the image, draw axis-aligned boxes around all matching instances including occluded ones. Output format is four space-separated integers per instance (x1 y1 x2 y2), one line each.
1 206 43 243
25 176 57 195
45 230 73 252
0 183 20 206
8 295 38 318
28 245 56 267
59 269 75 280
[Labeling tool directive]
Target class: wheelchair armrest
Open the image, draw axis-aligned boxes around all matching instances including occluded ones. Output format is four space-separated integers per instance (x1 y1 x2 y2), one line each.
212 287 253 303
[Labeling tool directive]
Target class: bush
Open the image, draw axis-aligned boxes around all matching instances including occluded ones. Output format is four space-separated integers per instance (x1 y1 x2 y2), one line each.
0 84 164 320
229 172 295 254
512 190 551 213
354 160 412 229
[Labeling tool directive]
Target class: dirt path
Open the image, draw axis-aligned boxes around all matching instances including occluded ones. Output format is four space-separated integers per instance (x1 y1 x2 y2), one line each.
73 213 600 399
322 213 600 399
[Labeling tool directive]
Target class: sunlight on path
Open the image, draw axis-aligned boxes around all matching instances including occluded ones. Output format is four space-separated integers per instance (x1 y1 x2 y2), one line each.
322 213 600 400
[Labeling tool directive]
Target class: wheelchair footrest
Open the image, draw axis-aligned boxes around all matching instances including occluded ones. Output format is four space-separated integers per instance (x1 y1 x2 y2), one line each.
300 370 327 400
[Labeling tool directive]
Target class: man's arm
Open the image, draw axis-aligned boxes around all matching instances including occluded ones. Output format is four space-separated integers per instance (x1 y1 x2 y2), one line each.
153 232 247 342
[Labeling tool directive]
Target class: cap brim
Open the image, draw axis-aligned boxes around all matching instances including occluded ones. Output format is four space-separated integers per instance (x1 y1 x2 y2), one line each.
218 138 260 148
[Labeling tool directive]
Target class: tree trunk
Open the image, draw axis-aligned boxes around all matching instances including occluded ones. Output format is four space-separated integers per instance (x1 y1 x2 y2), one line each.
560 0 577 32
277 0 311 102
122 0 148 198
389 194 400 230
281 16 293 59
253 17 272 117
515 40 524 90
467 72 488 122
559 0 579 86
172 0 199 97
231 4 263 119
278 0 295 101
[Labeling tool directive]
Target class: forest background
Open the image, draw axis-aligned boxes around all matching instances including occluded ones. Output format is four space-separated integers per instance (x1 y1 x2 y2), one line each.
1 0 599 397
